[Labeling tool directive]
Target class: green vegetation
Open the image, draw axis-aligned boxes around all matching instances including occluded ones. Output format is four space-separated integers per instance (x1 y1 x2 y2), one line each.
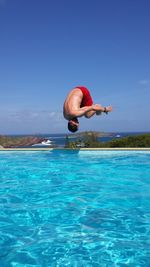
107 134 150 148
65 132 101 148
65 132 150 148
65 131 111 148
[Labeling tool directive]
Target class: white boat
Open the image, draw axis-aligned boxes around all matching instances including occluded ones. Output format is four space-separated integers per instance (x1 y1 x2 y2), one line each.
115 134 121 138
41 140 53 145
32 139 54 146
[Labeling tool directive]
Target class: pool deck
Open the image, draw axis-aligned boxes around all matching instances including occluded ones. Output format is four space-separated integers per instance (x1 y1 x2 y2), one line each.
0 147 150 151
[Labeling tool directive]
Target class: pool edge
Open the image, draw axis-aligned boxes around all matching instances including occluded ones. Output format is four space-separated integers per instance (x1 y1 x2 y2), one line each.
0 147 150 151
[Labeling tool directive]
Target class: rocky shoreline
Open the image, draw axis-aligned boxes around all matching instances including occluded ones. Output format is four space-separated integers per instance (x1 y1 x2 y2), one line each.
0 136 47 148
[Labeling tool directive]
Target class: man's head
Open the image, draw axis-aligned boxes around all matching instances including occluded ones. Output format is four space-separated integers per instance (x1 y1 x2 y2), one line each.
68 118 79 132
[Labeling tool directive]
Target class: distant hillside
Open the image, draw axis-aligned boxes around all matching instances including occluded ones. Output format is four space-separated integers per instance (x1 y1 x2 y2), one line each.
0 135 46 148
67 131 112 138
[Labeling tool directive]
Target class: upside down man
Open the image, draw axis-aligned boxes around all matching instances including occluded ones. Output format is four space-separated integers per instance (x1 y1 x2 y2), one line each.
63 86 112 132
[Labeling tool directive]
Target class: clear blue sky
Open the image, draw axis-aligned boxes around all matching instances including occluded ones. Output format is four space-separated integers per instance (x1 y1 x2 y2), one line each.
0 0 150 134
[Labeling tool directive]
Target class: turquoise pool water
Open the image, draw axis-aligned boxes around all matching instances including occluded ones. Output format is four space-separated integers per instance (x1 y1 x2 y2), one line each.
0 150 150 267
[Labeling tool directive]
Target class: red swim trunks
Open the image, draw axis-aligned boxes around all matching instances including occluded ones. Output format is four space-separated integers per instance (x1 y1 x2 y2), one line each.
76 86 93 107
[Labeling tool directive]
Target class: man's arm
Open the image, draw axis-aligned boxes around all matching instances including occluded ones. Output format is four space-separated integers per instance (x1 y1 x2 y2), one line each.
70 106 94 118
85 105 113 118
70 104 103 118
84 110 98 118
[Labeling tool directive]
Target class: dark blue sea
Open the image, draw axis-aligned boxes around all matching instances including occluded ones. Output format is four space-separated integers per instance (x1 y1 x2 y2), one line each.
11 132 149 147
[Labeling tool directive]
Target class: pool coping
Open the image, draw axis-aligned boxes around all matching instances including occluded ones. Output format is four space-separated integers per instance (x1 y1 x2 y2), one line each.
0 147 150 151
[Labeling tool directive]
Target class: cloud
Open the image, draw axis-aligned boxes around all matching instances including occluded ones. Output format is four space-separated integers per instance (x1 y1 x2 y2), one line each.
3 110 60 121
0 109 65 134
139 80 150 86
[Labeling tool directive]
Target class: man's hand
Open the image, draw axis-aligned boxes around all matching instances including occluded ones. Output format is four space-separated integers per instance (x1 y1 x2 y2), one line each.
104 106 113 113
94 105 113 115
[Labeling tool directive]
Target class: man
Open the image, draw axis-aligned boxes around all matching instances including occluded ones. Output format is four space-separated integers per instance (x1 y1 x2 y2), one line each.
63 86 112 132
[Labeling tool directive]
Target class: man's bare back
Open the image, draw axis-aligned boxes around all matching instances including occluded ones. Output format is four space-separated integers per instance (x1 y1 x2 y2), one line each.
63 88 83 120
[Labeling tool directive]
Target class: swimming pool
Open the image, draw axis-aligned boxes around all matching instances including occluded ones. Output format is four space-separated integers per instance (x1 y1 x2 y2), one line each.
0 150 150 266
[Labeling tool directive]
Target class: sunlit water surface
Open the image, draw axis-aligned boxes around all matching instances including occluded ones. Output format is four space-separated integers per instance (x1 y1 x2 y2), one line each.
0 150 150 267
